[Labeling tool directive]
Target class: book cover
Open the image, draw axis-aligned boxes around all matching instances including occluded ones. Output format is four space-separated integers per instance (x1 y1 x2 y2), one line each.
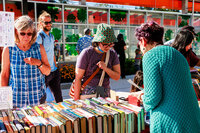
0 120 6 133
10 121 18 133
48 116 65 133
13 120 25 133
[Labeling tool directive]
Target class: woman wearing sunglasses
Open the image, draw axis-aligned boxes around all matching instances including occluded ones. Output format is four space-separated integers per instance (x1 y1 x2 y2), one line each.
73 23 120 100
0 16 50 108
133 21 200 132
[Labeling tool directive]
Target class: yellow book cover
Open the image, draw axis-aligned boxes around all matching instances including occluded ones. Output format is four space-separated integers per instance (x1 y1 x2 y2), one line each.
34 106 44 117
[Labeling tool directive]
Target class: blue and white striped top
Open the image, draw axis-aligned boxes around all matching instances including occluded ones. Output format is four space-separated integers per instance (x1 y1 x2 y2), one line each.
9 42 46 108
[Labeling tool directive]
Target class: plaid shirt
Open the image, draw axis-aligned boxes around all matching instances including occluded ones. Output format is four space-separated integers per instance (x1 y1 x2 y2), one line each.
9 43 46 108
75 35 93 53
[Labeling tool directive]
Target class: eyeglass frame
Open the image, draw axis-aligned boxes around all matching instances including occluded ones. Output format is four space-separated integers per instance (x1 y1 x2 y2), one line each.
100 42 115 47
19 32 33 36
42 21 52 25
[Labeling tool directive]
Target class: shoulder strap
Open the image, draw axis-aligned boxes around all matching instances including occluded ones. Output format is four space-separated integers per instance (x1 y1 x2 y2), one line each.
39 33 45 45
98 50 110 86
81 52 106 89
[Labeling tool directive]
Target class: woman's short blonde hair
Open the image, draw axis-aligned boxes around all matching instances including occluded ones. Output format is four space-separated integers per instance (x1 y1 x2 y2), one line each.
14 16 37 45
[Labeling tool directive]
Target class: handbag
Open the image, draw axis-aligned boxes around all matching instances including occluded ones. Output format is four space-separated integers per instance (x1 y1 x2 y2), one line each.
69 52 106 99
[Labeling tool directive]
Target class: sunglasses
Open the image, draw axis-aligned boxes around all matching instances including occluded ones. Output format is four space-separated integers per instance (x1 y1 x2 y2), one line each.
43 21 52 25
101 43 114 47
19 32 33 36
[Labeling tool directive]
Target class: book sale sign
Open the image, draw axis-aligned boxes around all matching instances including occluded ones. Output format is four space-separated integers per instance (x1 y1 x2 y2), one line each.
0 11 15 47
0 87 13 110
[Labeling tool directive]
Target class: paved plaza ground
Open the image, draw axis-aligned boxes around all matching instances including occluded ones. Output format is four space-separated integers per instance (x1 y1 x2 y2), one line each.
60 75 134 100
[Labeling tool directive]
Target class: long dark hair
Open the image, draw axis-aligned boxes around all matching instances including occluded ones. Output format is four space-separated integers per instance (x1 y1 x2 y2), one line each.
171 30 194 55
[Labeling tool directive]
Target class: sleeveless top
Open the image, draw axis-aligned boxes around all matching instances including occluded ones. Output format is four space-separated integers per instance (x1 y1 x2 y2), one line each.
9 42 46 108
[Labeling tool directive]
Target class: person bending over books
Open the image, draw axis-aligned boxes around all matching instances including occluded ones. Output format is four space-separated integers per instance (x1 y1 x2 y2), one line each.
133 21 200 132
73 23 120 100
0 16 51 108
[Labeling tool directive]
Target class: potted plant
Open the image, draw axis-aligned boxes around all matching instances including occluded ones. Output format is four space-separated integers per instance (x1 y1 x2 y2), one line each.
110 10 126 22
37 4 61 22
77 8 87 23
59 64 75 83
67 14 76 23
178 15 190 27
164 29 173 42
51 28 62 41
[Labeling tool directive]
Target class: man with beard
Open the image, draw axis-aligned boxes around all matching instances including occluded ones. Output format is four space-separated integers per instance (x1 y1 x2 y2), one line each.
36 11 63 103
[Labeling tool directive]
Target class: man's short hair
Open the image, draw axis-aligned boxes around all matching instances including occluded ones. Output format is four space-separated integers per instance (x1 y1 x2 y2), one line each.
84 28 91 35
38 11 51 23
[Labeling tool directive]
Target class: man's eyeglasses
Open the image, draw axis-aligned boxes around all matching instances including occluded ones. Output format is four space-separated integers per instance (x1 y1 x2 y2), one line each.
43 21 52 25
101 43 114 47
19 32 33 36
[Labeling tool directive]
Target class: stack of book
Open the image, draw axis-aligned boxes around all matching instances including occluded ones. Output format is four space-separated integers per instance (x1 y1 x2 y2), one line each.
0 97 146 133
192 79 200 100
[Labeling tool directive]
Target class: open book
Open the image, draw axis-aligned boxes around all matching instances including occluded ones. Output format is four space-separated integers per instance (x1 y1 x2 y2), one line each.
127 79 144 91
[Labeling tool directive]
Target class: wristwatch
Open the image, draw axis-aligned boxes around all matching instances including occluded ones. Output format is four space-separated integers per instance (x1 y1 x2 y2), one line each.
37 62 43 68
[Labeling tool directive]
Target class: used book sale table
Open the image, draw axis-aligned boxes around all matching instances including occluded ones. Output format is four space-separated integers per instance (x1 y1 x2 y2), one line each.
0 97 148 133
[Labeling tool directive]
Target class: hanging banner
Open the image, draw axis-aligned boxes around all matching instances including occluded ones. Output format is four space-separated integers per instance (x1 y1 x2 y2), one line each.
0 86 13 110
0 11 15 47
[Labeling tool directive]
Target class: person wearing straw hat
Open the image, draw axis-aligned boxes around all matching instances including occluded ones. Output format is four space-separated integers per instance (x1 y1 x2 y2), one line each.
73 23 120 100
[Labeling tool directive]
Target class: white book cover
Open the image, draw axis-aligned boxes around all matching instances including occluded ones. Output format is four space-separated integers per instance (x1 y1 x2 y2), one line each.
0 86 13 109
0 11 15 47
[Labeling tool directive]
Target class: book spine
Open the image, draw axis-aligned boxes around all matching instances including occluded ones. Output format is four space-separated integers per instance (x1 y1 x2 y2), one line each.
1 112 9 122
60 103 71 110
52 114 66 124
15 110 25 120
22 117 34 128
13 120 24 132
105 98 120 106
49 116 63 127
38 106 48 118
62 110 79 119
10 121 18 133
62 101 73 108
31 109 39 116
0 120 6 133
27 109 35 116
20 121 30 132
20 109 29 117
0 111 3 121
51 103 63 111
3 120 13 133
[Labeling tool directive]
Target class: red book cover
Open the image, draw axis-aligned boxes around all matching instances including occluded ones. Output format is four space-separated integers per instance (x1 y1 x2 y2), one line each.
127 95 140 106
